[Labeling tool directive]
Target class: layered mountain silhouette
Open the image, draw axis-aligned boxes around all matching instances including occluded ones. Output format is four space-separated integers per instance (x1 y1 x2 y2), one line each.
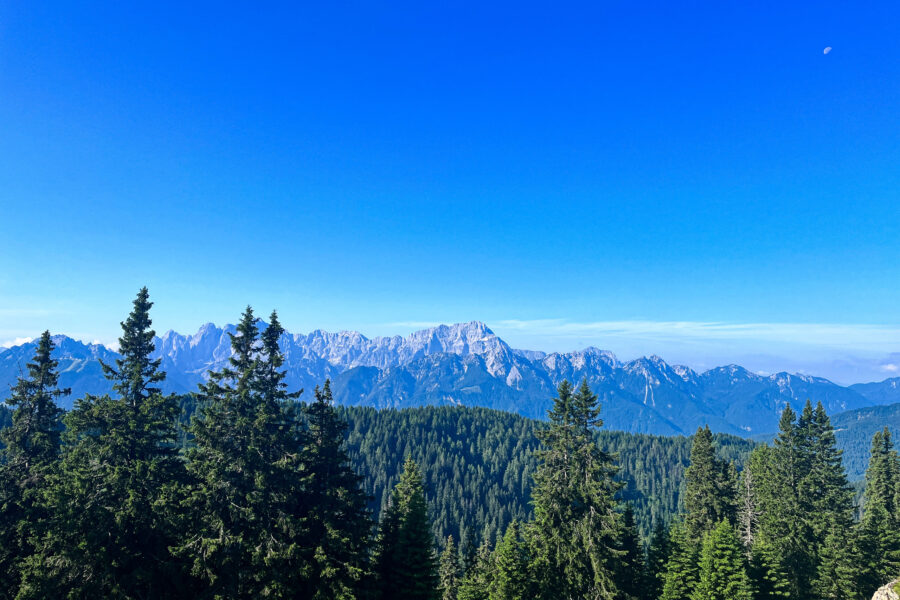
2 321 898 436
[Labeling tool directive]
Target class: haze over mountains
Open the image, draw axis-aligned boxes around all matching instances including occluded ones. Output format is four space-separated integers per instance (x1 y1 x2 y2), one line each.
2 321 898 436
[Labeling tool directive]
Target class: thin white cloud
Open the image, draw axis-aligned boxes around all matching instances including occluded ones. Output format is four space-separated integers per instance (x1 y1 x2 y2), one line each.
492 319 900 352
1 336 34 349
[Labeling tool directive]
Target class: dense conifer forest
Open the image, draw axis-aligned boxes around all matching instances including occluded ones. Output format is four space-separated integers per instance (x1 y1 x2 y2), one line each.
1 289 898 599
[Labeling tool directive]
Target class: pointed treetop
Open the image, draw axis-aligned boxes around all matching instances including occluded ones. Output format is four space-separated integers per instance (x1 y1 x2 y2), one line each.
100 287 165 406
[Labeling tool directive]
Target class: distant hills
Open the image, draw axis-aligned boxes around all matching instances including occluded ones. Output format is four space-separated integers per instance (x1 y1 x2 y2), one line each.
2 321 899 436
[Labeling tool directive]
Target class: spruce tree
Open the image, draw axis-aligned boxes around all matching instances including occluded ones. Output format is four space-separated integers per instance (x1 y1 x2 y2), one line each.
298 379 373 599
645 520 673 600
683 426 737 539
529 379 621 600
439 536 461 600
19 288 189 599
0 331 68 599
813 526 861 600
660 522 700 600
489 520 531 600
457 541 492 600
613 506 645 600
179 307 309 598
748 538 790 600
691 520 752 600
858 428 900 593
374 457 439 600
753 403 814 600
803 402 858 598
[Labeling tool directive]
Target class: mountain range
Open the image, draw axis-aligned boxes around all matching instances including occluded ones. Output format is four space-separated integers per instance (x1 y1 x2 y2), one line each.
2 321 898 436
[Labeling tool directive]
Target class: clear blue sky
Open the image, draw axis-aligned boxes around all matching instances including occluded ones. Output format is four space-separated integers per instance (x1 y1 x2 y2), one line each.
1 1 899 382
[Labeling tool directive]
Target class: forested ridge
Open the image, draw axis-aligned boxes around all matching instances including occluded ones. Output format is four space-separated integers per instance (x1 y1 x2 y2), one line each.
1 289 898 599
340 405 754 543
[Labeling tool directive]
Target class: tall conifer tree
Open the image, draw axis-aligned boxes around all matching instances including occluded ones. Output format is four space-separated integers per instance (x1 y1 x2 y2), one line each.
645 521 673 600
438 536 462 600
374 457 439 600
529 379 621 600
20 288 189 598
690 520 752 600
489 520 532 600
753 403 814 600
613 506 645 600
457 541 492 600
0 332 68 599
683 426 737 539
857 428 900 594
660 522 700 600
179 307 309 598
298 379 373 599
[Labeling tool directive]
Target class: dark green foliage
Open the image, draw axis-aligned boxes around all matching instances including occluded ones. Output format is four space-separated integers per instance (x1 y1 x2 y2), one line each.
857 428 900 594
374 457 439 600
691 520 752 600
645 520 672 600
0 331 68 599
613 506 645 600
682 426 737 539
748 539 790 600
529 379 621 600
752 403 816 600
298 380 373 599
342 405 540 548
438 536 461 600
341 404 755 546
488 520 532 600
179 307 310 598
660 522 700 600
18 289 188 599
457 542 491 600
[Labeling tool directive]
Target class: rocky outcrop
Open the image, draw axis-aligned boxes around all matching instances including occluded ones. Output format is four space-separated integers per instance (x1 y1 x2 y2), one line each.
872 580 900 600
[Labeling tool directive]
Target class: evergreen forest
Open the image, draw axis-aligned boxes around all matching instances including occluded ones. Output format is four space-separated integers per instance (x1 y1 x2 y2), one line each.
1 289 898 600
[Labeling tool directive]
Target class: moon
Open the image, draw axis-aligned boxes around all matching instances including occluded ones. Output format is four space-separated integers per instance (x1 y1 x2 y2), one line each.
824 47 832 55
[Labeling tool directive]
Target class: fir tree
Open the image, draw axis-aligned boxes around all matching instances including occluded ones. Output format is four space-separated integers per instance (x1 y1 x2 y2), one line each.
748 538 790 600
0 331 68 599
374 457 439 600
438 536 461 600
19 288 189 599
813 525 861 600
179 307 309 598
753 403 814 600
683 426 737 539
857 428 900 594
803 402 858 598
489 520 531 600
660 522 700 600
613 506 645 600
690 520 752 600
529 379 621 600
298 379 373 599
457 541 492 600
645 520 673 600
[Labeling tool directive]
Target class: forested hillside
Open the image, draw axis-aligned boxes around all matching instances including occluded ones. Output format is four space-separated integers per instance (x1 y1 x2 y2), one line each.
340 405 754 543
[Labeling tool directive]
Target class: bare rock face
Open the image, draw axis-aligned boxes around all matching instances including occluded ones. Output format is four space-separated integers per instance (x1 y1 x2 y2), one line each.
871 580 900 600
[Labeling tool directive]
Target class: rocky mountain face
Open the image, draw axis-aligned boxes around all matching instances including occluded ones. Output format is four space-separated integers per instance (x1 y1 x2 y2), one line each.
2 321 897 436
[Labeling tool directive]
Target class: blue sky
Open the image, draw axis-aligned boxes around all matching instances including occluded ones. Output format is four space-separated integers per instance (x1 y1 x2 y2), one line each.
1 1 899 383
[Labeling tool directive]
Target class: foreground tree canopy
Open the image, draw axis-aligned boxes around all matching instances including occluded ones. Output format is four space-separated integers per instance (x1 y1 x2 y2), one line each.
1 288 898 599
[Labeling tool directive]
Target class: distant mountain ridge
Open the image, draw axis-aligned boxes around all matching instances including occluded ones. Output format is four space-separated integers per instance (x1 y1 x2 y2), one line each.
2 321 898 436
